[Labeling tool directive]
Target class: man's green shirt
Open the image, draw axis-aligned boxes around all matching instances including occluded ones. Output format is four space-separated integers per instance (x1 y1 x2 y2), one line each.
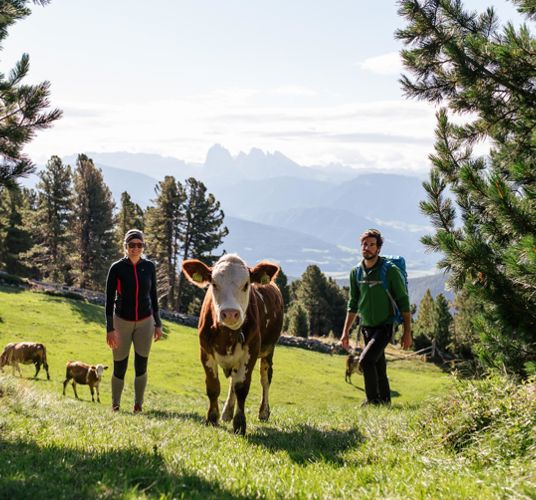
347 257 410 327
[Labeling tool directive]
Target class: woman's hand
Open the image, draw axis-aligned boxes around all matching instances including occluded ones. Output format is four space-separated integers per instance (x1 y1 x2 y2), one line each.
107 330 119 349
154 326 163 342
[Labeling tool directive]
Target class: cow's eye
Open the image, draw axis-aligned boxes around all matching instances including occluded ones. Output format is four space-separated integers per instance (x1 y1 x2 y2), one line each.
243 283 249 292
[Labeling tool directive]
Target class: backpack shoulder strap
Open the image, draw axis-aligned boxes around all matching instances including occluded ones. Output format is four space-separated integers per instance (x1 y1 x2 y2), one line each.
379 258 401 319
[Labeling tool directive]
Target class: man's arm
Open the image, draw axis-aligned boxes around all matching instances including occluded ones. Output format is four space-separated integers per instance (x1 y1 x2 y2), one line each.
388 266 412 349
401 311 412 349
340 311 357 350
341 267 359 350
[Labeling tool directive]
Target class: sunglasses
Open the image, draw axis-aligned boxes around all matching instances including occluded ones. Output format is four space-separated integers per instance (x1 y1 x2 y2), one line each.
127 242 144 249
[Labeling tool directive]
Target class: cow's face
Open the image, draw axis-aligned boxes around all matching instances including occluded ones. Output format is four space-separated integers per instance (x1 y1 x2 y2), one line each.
95 364 108 379
0 344 14 370
182 255 280 331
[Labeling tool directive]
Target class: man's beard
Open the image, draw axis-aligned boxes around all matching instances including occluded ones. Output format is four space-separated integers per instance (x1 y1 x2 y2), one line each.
363 251 378 260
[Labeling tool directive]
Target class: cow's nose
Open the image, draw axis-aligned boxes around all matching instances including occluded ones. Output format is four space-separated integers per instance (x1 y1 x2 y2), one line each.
221 309 240 323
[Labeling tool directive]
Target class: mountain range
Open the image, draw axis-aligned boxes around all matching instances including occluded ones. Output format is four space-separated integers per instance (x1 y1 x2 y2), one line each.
28 146 443 296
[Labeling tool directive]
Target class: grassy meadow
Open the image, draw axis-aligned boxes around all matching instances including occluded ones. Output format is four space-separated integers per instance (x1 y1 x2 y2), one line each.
0 286 534 499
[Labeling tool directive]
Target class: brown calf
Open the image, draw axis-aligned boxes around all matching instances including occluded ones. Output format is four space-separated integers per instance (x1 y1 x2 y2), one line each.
0 342 50 380
63 361 108 403
182 254 284 435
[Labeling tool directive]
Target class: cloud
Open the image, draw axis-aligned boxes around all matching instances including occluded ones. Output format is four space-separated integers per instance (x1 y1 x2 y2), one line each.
272 86 319 97
358 52 403 76
26 89 437 173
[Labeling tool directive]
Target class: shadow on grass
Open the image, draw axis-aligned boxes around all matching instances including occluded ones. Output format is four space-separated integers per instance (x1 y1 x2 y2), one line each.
0 285 25 294
66 298 103 326
145 409 205 424
247 424 364 465
0 438 246 500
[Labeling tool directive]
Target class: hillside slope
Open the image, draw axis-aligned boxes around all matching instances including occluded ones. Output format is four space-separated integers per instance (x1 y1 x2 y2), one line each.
1 288 531 499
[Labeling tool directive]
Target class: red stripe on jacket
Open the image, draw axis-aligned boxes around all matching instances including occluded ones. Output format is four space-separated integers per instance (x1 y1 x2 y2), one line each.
133 262 139 320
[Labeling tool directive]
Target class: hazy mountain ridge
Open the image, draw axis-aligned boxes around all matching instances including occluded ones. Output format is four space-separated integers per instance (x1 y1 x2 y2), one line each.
24 146 440 278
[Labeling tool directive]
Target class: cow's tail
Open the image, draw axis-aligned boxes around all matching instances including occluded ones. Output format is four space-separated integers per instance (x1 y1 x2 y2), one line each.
38 344 48 365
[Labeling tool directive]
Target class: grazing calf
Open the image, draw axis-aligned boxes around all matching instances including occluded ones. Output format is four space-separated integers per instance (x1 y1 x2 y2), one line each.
63 362 108 402
182 254 284 435
345 349 363 383
0 342 50 380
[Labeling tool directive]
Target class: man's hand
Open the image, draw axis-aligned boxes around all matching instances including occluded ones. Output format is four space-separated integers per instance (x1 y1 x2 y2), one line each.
401 328 412 350
340 333 350 351
106 330 119 349
154 326 163 342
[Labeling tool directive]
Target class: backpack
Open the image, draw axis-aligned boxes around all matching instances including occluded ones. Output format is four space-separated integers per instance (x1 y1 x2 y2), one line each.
356 255 408 325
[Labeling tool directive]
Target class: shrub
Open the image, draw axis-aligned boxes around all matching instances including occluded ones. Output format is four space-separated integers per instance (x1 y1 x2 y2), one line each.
415 375 536 465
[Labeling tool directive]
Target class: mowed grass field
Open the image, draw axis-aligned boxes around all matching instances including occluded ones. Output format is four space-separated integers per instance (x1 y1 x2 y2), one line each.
0 286 533 499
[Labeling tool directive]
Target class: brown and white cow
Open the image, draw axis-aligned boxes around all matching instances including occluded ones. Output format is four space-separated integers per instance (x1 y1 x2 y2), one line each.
182 254 284 435
63 361 108 403
0 342 50 380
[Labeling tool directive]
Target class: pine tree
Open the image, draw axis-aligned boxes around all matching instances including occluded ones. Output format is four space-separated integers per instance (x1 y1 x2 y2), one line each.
144 176 185 310
397 0 536 375
275 267 291 311
175 177 228 312
0 186 34 276
115 191 144 251
286 302 309 338
24 156 73 283
0 1 62 190
435 293 453 352
451 288 482 358
413 289 436 350
71 154 117 290
293 265 346 337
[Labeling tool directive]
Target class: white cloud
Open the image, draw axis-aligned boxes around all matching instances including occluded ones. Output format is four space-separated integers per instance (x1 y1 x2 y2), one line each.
358 52 403 76
25 90 438 173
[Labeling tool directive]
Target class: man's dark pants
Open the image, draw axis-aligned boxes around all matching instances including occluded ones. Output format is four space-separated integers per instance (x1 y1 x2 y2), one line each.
359 324 393 404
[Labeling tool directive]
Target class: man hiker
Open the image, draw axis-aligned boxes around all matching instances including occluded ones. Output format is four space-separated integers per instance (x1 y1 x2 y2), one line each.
340 229 412 405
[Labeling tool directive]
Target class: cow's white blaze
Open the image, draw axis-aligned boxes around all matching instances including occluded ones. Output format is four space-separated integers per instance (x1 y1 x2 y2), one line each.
215 344 250 378
211 255 251 330
96 364 106 379
204 354 218 377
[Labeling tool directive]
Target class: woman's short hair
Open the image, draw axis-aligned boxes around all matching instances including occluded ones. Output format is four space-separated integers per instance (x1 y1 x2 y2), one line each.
359 229 383 248
124 229 144 245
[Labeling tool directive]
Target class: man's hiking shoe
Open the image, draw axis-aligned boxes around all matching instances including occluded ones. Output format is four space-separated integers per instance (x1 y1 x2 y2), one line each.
133 403 142 414
112 404 120 412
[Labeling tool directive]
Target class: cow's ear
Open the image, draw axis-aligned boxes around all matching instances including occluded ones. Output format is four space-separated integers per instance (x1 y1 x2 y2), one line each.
250 261 280 285
104 366 109 370
182 259 212 288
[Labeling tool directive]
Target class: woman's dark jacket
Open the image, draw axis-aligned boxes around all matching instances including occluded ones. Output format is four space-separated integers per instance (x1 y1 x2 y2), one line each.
105 257 162 332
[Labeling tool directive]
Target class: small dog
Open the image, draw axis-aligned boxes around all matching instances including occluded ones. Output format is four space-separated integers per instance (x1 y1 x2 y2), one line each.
345 348 363 383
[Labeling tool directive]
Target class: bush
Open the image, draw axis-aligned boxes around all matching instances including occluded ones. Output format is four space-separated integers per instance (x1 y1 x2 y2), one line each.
415 375 536 465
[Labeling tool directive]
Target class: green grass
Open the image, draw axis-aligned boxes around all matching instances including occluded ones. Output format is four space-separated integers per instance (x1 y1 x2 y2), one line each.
0 287 534 499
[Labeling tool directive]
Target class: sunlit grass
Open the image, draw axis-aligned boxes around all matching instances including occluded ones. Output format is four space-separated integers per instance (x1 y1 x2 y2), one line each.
0 287 533 499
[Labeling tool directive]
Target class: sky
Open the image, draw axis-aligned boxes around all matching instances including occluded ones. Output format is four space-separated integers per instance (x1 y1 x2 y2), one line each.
3 0 523 173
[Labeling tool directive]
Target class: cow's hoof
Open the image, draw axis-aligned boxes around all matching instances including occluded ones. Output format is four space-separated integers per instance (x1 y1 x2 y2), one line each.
206 409 220 426
221 404 234 422
258 408 270 422
233 414 246 435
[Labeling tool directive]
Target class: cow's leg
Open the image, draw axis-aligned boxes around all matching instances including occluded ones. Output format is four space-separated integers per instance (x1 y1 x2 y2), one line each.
14 362 22 378
221 380 236 422
33 361 41 378
43 361 50 380
96 383 101 403
201 351 220 426
71 381 79 399
258 352 274 421
62 377 70 396
90 385 95 402
232 354 257 435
